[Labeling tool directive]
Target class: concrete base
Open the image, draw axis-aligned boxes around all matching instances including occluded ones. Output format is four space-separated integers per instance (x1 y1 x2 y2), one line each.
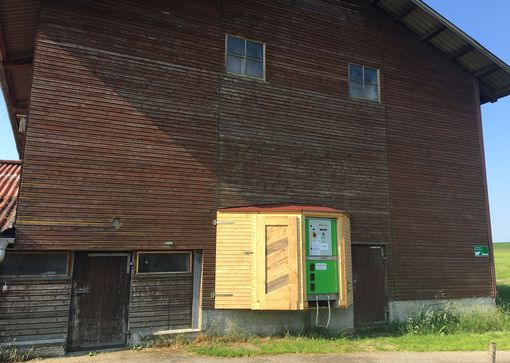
203 306 353 336
388 297 495 323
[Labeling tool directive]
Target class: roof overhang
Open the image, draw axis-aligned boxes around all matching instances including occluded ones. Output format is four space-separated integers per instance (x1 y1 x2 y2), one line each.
0 0 40 158
370 0 510 104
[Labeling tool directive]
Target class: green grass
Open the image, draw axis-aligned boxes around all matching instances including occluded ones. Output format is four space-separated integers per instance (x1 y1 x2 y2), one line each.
187 333 510 357
495 242 510 308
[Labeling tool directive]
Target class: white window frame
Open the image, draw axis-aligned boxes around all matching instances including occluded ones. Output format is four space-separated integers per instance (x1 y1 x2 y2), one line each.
225 34 266 81
348 63 381 102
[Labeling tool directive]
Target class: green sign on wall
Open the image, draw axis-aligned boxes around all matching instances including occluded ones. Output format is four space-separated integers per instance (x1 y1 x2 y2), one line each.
473 245 489 257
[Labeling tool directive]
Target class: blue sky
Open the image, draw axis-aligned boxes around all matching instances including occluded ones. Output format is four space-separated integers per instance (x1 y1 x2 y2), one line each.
0 1 509 241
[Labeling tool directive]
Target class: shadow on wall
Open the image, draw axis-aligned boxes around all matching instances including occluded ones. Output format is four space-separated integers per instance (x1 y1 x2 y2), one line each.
23 0 393 249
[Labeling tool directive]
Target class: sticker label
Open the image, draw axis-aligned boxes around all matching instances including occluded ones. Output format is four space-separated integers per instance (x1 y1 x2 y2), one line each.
315 263 327 271
473 245 489 257
308 218 332 256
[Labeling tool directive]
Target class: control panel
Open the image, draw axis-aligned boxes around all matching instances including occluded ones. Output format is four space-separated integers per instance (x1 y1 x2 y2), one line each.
305 218 339 301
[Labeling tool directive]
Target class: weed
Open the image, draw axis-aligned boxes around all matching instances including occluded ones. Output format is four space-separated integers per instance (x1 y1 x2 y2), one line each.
0 345 33 363
401 304 459 335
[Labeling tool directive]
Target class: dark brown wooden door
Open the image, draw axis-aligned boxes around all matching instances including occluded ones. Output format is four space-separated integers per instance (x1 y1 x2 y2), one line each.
68 253 130 351
352 245 387 326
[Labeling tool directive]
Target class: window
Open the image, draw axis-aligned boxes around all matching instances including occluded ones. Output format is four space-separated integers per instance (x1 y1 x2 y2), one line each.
137 252 191 273
0 253 69 276
225 35 265 79
349 64 380 101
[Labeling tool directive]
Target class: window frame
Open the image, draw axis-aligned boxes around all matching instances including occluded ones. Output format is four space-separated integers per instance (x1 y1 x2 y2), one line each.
135 251 193 275
348 63 381 102
225 34 266 81
0 251 71 278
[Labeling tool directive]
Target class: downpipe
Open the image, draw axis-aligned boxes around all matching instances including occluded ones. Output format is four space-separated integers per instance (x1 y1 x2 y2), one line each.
0 239 12 263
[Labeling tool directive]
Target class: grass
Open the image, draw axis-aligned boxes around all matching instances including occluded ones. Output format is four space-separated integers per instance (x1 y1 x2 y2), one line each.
185 333 510 357
156 242 510 357
495 242 510 308
0 346 33 363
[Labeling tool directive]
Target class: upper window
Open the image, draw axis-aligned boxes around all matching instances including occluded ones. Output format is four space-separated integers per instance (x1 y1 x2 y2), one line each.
349 64 380 102
225 35 265 80
0 253 69 277
137 252 191 274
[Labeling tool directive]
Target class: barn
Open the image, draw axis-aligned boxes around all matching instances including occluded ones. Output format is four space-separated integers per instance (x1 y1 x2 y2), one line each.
0 0 509 354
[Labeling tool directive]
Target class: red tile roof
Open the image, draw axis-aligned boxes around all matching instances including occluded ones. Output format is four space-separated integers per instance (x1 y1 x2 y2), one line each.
218 204 347 214
0 160 21 233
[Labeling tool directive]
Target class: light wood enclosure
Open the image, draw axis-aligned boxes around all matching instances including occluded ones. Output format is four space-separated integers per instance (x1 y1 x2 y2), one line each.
214 205 352 310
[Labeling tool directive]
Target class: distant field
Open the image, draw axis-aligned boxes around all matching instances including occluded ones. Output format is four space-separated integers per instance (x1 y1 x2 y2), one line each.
494 242 510 251
494 242 510 307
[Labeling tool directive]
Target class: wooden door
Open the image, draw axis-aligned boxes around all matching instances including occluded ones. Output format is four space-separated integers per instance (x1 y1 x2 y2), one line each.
68 253 130 351
256 216 299 310
352 245 387 326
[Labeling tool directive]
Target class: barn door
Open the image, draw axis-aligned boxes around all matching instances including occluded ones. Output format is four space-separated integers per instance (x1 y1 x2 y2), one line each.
68 252 131 351
352 245 387 326
256 216 299 310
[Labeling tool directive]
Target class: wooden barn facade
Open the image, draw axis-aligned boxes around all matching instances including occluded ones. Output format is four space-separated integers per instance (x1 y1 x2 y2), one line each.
1 0 509 353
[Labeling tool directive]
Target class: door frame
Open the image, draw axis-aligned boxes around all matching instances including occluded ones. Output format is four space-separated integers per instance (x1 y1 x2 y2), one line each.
67 252 132 351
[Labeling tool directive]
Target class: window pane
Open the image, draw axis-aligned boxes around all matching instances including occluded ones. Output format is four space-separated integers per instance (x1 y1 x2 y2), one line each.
246 40 263 60
0 253 68 276
364 67 378 84
349 64 363 82
349 81 364 98
226 54 244 75
365 84 379 101
246 59 263 78
227 35 245 56
138 253 191 273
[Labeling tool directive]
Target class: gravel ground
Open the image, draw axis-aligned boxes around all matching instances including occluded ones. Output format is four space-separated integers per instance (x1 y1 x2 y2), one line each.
35 348 510 363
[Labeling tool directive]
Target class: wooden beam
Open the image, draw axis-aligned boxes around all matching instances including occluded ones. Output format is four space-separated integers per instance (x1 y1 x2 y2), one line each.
447 44 474 61
3 57 33 69
478 81 497 103
494 85 510 99
473 64 500 78
420 24 446 42
392 4 416 21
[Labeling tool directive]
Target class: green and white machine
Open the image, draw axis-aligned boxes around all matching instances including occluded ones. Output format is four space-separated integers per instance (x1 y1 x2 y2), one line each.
305 217 339 301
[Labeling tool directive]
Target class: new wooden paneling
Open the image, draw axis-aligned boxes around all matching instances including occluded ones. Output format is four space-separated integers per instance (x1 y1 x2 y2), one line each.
339 214 353 307
0 279 71 343
214 213 255 309
129 274 193 333
255 216 299 310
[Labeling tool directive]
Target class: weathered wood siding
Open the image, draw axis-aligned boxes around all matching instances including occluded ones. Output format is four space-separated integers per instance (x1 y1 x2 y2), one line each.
129 274 193 333
17 0 222 308
0 278 71 343
382 20 493 299
14 0 493 305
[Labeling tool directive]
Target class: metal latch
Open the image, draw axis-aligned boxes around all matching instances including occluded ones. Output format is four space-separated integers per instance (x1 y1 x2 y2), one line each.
75 287 91 294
